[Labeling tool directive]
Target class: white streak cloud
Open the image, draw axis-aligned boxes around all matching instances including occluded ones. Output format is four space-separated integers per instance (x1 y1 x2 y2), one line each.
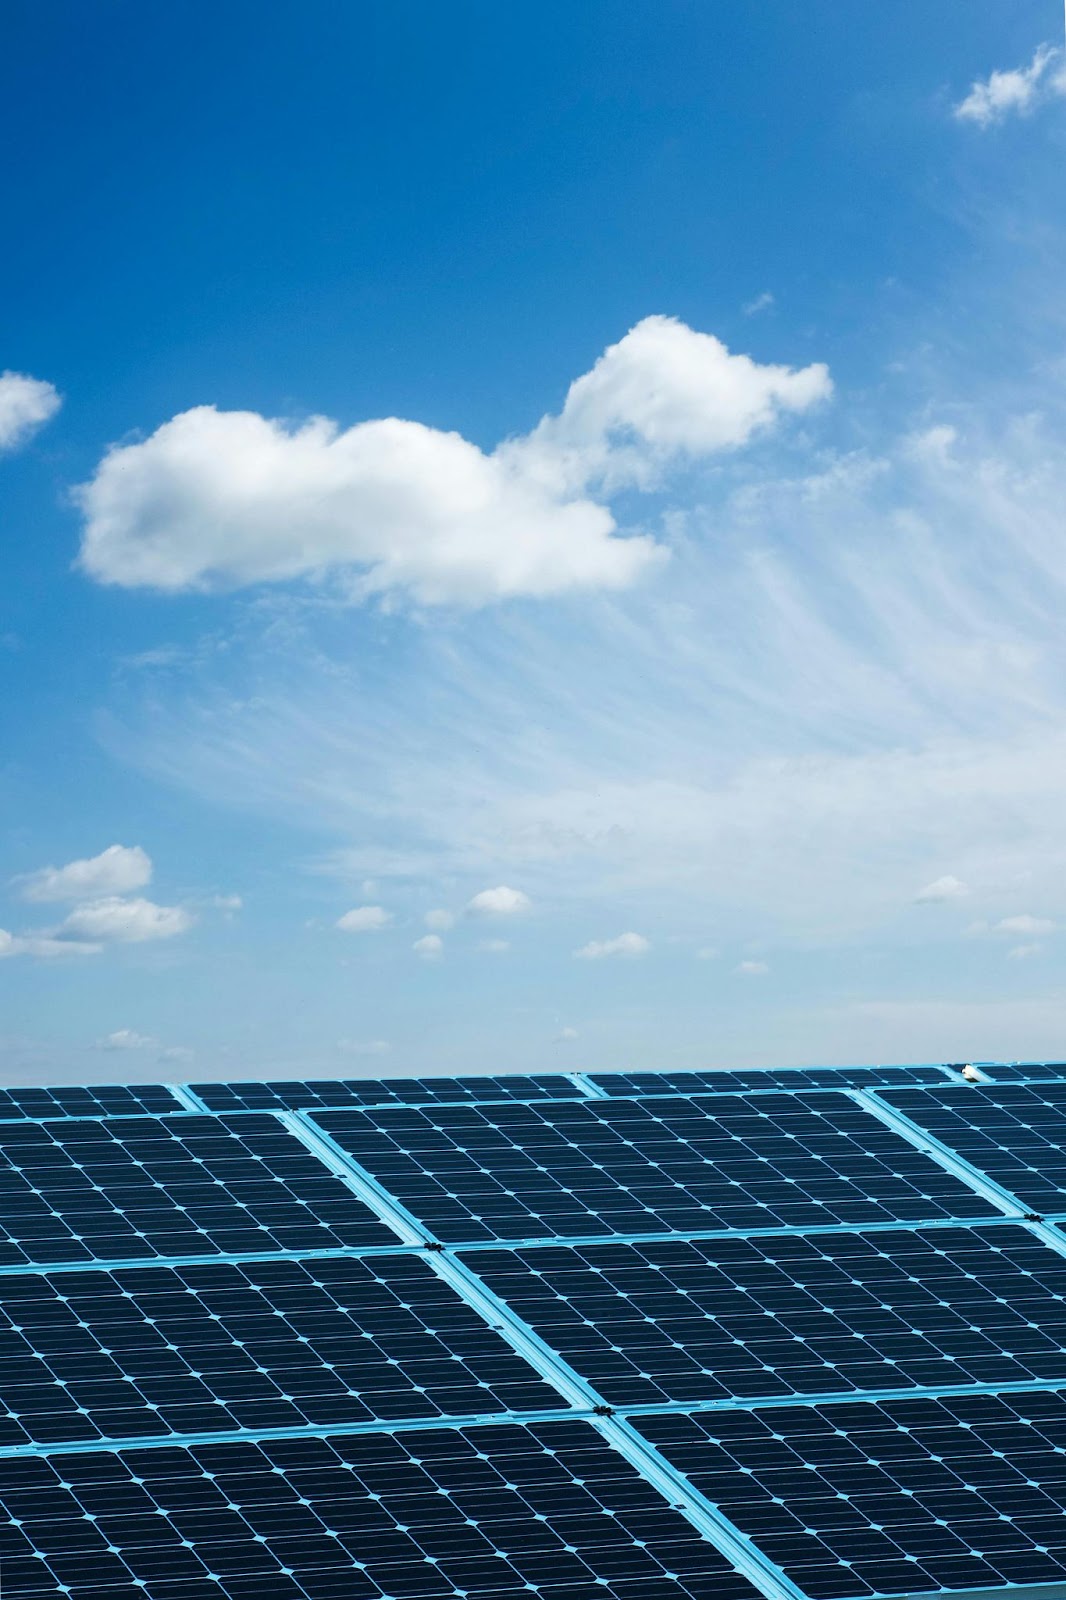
95 1029 158 1050
0 370 61 451
575 931 650 960
18 844 152 903
75 317 829 605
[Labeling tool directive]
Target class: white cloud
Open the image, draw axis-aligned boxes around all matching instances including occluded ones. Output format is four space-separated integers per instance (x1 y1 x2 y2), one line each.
0 929 101 960
478 938 511 953
0 370 61 451
575 931 650 960
95 1029 158 1051
742 292 775 317
337 1038 391 1056
18 843 152 903
1007 942 1043 960
424 908 455 930
76 317 828 605
735 960 769 976
466 885 531 916
413 933 443 960
336 904 391 933
209 893 243 914
994 914 1056 936
954 44 1066 127
696 946 720 960
556 1026 579 1042
915 874 969 903
58 896 193 943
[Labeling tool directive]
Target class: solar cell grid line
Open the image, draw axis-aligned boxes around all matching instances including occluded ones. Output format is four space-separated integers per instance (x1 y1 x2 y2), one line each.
310 1090 1001 1246
0 1084 184 1120
0 1420 770 1600
459 1223 1066 1409
634 1388 1066 1600
188 1073 585 1113
876 1082 1066 1219
0 1113 399 1269
589 1066 957 1096
0 1253 561 1451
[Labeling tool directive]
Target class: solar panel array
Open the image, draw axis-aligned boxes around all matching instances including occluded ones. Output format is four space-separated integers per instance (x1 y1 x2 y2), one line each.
3 1061 1066 1600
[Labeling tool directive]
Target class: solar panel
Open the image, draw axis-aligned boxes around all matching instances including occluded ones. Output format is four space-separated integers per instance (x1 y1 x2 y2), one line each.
0 1114 397 1267
190 1074 585 1112
590 1066 954 1095
463 1223 1066 1406
0 1084 183 1120
0 1253 560 1448
0 1421 766 1600
314 1091 999 1244
4 1065 1066 1600
981 1063 1066 1084
635 1389 1066 1599
879 1082 1066 1217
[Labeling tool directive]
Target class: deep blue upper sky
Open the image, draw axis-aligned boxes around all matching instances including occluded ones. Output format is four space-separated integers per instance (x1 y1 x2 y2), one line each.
2 1 1064 1082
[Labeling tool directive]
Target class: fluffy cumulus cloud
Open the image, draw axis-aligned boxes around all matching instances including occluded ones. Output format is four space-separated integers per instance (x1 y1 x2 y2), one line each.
17 843 152 903
574 931 650 960
336 904 391 932
75 317 829 606
424 908 455 931
0 370 61 451
994 914 1056 936
413 933 443 960
954 44 1066 127
58 896 194 943
95 1029 158 1051
915 875 968 903
465 885 531 916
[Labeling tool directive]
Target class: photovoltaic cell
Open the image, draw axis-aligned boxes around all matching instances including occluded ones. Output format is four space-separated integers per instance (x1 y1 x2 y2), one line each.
982 1063 1066 1084
880 1082 1066 1216
0 1421 765 1600
314 1092 998 1244
636 1389 1066 1599
0 1254 558 1448
189 1074 584 1113
590 1066 954 1096
0 1085 182 1120
0 1114 396 1268
463 1224 1066 1406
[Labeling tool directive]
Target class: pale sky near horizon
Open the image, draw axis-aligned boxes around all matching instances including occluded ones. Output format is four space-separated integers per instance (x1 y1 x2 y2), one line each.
3 1 1066 1085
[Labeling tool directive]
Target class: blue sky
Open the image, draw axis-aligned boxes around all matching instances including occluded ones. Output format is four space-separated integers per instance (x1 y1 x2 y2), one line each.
3 1 1066 1083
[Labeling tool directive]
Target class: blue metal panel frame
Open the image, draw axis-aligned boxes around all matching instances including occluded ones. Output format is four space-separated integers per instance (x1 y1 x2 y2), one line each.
851 1088 1027 1215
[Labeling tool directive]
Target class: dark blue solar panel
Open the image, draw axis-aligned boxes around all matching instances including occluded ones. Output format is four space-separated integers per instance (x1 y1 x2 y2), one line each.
464 1224 1066 1406
880 1082 1066 1217
982 1063 1066 1083
637 1389 1066 1599
0 1084 182 1120
591 1066 953 1095
0 1421 765 1600
190 1074 584 1112
0 1114 396 1267
0 1254 557 1447
314 1092 998 1244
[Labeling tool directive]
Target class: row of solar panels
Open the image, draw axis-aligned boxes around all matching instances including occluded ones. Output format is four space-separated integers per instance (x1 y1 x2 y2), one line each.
5 1075 1066 1600
1 1057 1064 1120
